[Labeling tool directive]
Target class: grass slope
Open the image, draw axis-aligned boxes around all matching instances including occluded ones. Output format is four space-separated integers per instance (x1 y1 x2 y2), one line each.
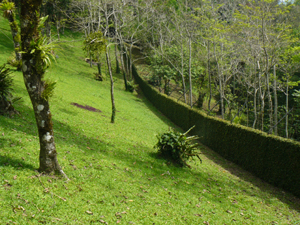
1 16 300 224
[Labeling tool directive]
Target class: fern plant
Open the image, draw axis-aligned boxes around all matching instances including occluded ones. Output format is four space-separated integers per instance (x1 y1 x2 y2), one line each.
42 79 56 100
0 64 20 115
0 64 13 97
154 126 202 167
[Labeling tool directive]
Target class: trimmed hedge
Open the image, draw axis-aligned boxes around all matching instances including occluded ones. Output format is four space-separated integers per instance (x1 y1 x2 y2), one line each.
132 63 300 198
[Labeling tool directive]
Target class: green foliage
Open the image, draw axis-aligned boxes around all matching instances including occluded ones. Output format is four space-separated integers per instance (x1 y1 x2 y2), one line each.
126 80 138 93
0 0 21 68
0 0 15 19
133 60 300 198
0 63 13 97
83 31 106 62
7 53 22 69
155 126 201 167
150 53 177 81
29 36 57 73
41 79 57 100
0 63 19 115
38 15 49 31
149 45 205 91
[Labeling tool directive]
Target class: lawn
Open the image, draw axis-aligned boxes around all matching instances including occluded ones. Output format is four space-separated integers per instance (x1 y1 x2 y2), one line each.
1 15 300 224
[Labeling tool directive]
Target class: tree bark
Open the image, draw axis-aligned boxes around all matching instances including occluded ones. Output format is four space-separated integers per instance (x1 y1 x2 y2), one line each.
56 20 60 41
286 79 289 138
257 61 265 131
188 36 192 107
5 4 21 63
207 40 212 111
253 88 257 129
274 65 278 135
96 55 102 76
214 41 224 119
106 49 116 123
115 45 120 74
180 42 187 104
20 0 67 177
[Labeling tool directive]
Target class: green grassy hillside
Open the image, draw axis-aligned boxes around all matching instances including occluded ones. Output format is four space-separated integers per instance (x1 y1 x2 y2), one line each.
1 15 300 224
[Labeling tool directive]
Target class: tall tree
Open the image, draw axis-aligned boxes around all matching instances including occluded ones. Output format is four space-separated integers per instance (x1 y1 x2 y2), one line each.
20 0 67 177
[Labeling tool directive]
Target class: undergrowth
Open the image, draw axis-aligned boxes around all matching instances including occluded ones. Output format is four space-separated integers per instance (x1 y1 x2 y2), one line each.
155 126 202 168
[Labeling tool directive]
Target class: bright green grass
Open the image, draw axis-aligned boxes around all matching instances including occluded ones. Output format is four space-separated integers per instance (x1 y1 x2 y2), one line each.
1 15 300 224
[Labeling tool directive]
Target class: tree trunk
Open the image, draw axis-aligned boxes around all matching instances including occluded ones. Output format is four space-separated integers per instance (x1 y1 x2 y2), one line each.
253 88 257 129
188 36 192 107
261 96 265 131
6 9 21 63
196 92 206 109
20 0 66 177
129 46 133 80
267 71 273 132
106 49 116 123
257 61 265 131
97 63 101 75
115 45 120 74
56 20 60 41
274 65 278 135
286 79 289 138
246 92 249 127
264 49 273 132
96 55 101 76
89 52 92 67
207 40 212 111
181 42 187 104
123 45 130 78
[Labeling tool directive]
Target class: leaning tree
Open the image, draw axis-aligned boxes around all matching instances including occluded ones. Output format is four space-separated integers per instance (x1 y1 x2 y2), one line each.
20 0 67 178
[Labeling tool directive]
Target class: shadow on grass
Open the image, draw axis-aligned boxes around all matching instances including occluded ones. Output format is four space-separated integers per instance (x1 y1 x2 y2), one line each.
1 94 300 214
58 107 78 116
198 143 300 212
0 155 36 171
131 85 300 212
0 30 14 52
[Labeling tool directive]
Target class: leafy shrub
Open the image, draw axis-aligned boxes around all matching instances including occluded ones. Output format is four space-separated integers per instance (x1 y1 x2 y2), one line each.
0 64 13 98
94 73 102 81
148 73 160 87
127 81 138 93
155 126 202 167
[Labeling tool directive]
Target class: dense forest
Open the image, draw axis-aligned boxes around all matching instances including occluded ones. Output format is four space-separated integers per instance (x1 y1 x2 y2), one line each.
2 0 300 141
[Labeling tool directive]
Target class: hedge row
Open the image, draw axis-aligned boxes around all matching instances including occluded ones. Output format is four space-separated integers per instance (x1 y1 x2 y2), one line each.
132 64 300 198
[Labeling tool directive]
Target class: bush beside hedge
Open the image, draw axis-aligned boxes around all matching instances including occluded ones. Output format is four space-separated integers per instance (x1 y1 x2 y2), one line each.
132 63 300 198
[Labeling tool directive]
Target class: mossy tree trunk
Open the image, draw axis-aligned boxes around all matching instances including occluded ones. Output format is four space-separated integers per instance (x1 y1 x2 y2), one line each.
20 0 67 177
7 11 21 62
1 0 21 63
